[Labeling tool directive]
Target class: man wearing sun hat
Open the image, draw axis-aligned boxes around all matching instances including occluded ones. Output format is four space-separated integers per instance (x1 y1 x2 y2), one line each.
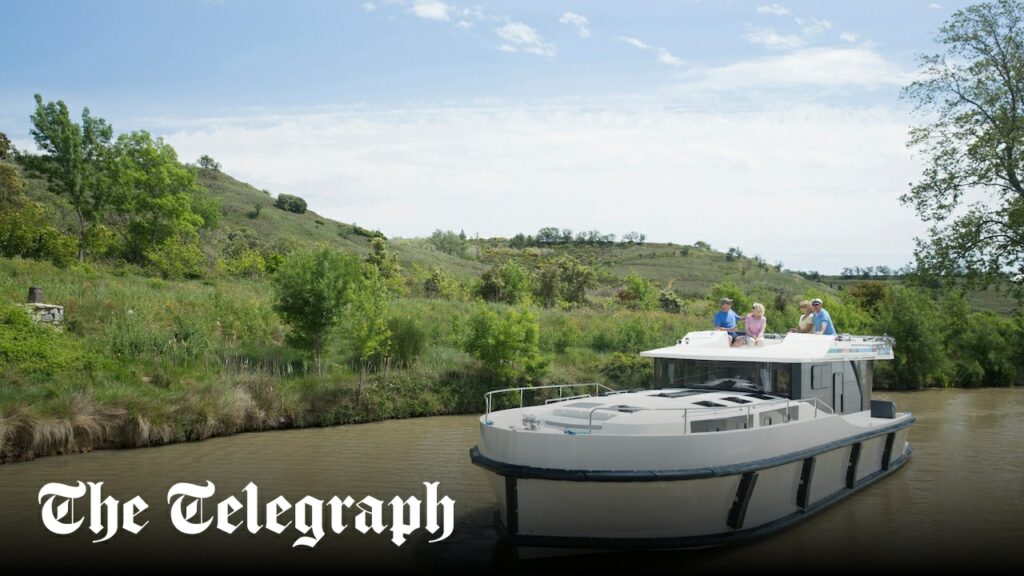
713 297 741 342
810 298 836 336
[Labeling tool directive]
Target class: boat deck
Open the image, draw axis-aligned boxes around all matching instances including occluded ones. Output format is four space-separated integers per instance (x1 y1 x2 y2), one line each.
486 388 838 436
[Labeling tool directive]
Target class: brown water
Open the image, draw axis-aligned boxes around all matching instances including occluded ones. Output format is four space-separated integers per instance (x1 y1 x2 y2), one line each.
1 389 1022 572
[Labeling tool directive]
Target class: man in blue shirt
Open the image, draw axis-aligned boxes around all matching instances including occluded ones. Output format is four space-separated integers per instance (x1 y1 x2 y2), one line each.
713 298 741 341
811 298 836 336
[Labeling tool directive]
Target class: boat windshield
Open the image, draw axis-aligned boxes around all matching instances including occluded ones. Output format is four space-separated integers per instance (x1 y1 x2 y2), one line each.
654 359 793 397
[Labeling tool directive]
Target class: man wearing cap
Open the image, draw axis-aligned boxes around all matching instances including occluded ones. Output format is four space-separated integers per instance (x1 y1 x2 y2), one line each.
811 298 836 336
713 298 741 342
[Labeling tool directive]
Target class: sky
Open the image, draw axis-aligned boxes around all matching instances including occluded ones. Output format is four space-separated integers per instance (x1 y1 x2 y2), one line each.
0 0 976 273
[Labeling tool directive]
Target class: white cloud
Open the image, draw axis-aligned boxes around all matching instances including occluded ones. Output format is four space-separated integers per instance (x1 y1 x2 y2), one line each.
362 2 376 12
559 11 591 38
618 36 682 66
840 31 859 42
160 98 923 273
756 4 791 16
411 0 450 22
744 27 806 49
456 20 472 29
496 22 556 57
619 36 651 50
929 3 942 9
658 48 682 66
796 16 833 36
685 47 915 90
499 44 517 53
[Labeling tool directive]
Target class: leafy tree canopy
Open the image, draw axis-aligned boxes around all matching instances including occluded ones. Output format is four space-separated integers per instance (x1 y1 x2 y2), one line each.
903 0 1024 298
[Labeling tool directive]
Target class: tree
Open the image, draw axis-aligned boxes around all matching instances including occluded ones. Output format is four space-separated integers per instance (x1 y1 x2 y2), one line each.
197 155 221 170
345 269 392 395
0 132 12 160
429 229 468 256
24 94 114 261
463 306 547 384
874 286 948 389
903 0 1024 297
535 255 596 307
478 260 533 305
365 237 402 292
271 245 361 374
274 193 307 214
110 131 216 264
0 164 76 266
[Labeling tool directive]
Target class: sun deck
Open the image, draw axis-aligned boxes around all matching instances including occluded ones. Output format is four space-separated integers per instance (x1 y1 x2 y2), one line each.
640 331 894 363
485 387 835 436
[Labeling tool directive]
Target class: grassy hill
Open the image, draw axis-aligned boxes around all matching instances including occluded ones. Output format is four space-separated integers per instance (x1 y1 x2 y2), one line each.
198 169 489 278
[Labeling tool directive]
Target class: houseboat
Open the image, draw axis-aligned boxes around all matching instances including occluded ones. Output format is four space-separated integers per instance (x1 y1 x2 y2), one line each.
469 331 914 548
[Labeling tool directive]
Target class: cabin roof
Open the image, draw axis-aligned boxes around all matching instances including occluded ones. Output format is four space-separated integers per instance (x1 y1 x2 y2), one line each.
640 331 894 363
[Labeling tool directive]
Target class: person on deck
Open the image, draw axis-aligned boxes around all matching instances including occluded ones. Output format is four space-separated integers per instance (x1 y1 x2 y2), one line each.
811 298 836 336
791 300 814 333
735 303 767 347
713 298 741 343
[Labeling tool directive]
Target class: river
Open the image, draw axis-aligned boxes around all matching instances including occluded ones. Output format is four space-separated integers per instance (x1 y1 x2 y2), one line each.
0 389 1021 572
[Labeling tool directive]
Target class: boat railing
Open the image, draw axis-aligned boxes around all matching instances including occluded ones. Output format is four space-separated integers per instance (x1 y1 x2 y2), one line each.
484 383 617 417
585 396 834 435
836 334 895 346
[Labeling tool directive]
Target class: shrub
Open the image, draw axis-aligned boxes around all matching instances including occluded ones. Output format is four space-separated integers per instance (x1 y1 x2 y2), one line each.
478 261 533 305
422 267 466 300
873 285 947 389
600 352 653 389
383 315 426 368
709 281 750 314
463 306 547 384
947 311 1018 387
225 249 266 278
274 193 307 214
658 290 684 313
0 301 90 376
616 273 658 310
145 238 206 279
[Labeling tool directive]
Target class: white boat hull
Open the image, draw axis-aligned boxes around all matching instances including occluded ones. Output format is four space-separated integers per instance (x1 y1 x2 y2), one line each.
472 417 912 547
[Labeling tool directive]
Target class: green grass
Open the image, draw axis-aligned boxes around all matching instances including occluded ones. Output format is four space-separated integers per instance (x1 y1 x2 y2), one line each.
199 169 489 278
0 256 706 463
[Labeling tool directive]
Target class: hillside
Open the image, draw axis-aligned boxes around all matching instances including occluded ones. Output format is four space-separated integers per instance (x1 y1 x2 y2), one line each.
198 169 489 278
197 169 833 300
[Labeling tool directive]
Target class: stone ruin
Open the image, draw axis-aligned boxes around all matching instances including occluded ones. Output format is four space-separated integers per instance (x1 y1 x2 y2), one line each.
20 286 64 328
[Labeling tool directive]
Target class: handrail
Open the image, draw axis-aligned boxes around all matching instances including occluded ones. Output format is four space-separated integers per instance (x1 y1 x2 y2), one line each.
484 383 617 417
585 396 834 434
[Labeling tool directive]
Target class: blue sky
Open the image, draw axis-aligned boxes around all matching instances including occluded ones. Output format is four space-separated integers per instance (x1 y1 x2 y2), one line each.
0 0 974 272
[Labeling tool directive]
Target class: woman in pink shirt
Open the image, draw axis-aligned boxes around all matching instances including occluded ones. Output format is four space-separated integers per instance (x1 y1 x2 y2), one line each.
733 302 767 348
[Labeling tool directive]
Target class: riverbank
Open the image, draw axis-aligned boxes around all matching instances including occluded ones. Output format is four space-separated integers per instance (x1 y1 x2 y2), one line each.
0 257 696 464
3 251 1020 465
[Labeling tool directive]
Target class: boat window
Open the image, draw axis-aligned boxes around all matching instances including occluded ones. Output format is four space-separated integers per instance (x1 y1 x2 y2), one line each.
773 365 791 397
721 396 752 404
690 415 749 433
811 364 827 390
652 390 704 398
694 400 726 408
654 359 795 397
